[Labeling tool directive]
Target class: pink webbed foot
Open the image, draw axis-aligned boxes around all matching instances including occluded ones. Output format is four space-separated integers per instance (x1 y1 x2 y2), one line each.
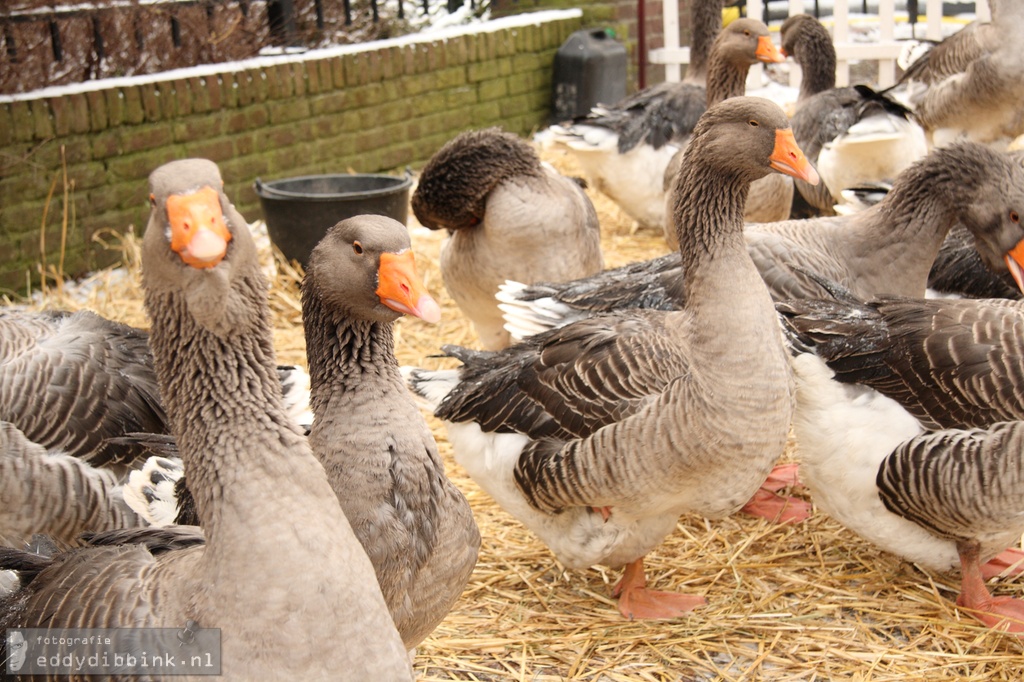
958 539 1024 635
982 547 1024 580
612 558 706 621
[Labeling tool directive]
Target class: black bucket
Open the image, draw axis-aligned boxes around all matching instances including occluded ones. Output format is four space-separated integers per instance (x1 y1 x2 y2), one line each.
254 173 413 267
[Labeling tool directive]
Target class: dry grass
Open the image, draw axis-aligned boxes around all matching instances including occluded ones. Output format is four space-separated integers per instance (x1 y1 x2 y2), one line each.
10 145 1024 681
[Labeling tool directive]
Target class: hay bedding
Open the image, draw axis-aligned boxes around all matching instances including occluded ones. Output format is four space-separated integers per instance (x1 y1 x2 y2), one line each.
9 146 1024 681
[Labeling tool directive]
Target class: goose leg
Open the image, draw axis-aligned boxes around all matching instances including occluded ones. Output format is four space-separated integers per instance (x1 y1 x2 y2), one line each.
982 547 1024 580
956 539 1024 635
740 463 812 523
612 558 706 620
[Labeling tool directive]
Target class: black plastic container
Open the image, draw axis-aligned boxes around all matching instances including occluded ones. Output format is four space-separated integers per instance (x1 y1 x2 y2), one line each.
255 173 412 267
551 28 627 122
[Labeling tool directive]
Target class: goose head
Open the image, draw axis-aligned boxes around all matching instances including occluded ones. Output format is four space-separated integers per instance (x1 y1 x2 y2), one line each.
305 214 441 324
713 18 785 69
142 158 262 338
952 147 1024 293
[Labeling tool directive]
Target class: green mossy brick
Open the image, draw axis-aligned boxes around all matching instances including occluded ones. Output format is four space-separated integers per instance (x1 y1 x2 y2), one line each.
0 106 15 146
156 81 178 118
173 115 225 144
83 91 108 131
467 61 499 83
268 98 311 125
184 137 234 162
231 131 257 157
28 99 53 139
9 102 34 143
228 72 249 107
60 139 93 166
304 61 321 93
379 144 412 170
90 130 121 159
188 78 211 113
471 101 503 126
330 57 346 89
120 88 144 125
291 64 307 96
226 105 270 132
252 69 270 102
436 67 467 89
139 83 161 122
444 86 477 110
399 74 432 98
213 74 235 109
67 94 91 135
478 78 509 102
204 75 224 110
47 97 71 137
108 150 181 184
447 36 470 66
171 80 192 116
122 124 174 154
425 42 444 71
316 59 334 90
86 180 132 214
512 53 542 73
265 65 290 100
309 91 348 116
402 45 417 75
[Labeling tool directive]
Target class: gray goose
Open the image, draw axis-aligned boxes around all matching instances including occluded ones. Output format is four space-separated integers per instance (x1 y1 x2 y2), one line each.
894 0 1024 149
302 215 480 650
548 18 784 232
780 13 927 216
405 97 818 620
500 141 1024 339
0 159 412 679
778 284 1024 635
411 126 603 350
0 308 166 475
0 306 310 547
122 215 480 652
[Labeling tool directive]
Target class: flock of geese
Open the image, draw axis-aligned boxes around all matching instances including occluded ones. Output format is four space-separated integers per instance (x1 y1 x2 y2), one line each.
2 1 1024 678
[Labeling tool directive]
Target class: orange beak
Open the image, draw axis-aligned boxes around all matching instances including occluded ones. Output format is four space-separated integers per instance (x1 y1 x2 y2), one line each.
165 186 232 269
376 250 441 324
1005 239 1024 296
769 128 820 185
756 35 786 63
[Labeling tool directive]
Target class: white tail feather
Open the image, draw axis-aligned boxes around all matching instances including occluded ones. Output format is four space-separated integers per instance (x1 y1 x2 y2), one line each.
122 456 184 527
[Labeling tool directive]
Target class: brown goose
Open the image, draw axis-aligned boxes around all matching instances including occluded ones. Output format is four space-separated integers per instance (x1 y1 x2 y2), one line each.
500 142 1024 338
122 215 479 652
894 0 1024 148
406 97 818 620
0 159 412 678
548 18 784 232
779 284 1024 634
780 13 927 215
412 127 603 350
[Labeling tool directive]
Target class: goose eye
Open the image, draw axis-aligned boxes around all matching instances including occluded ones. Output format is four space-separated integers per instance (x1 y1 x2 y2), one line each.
1012 211 1020 224
353 241 364 255
748 120 760 127
743 30 751 37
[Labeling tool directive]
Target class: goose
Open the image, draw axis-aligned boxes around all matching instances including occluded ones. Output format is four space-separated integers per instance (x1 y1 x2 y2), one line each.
0 308 167 474
0 159 413 678
682 0 725 87
121 215 481 651
778 283 1024 634
405 97 819 620
893 0 1024 149
0 308 311 547
548 17 785 233
498 141 1024 340
411 127 603 350
780 13 927 215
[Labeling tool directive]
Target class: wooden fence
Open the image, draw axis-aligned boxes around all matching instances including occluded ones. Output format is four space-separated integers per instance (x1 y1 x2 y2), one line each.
651 0 990 88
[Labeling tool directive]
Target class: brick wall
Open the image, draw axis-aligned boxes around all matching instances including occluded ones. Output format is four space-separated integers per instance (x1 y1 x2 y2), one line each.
0 10 583 294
